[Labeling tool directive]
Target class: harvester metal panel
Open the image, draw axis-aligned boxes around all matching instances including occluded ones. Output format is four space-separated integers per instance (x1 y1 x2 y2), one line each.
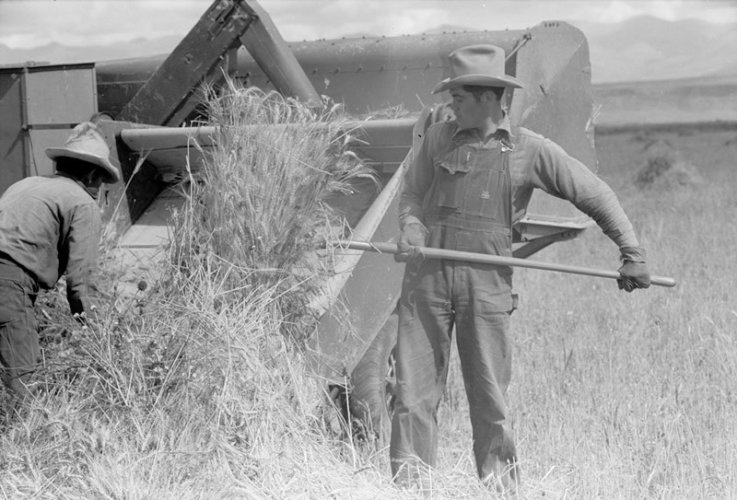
239 30 521 116
116 118 416 179
0 63 97 193
116 0 255 125
306 158 406 382
116 0 319 126
512 21 597 219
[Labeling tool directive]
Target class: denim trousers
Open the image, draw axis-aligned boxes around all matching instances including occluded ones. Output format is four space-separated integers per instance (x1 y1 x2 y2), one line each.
0 257 40 405
390 255 517 481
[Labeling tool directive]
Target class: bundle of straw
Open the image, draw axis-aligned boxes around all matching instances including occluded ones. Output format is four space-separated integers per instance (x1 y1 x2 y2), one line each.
169 80 376 343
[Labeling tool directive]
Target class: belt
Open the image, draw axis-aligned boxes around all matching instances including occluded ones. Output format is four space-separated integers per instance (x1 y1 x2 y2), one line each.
0 253 38 289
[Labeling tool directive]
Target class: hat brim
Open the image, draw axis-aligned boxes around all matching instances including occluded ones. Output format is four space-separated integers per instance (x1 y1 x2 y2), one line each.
432 74 524 94
46 147 121 184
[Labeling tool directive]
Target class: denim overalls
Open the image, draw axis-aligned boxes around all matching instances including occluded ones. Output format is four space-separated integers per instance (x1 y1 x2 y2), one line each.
391 129 518 480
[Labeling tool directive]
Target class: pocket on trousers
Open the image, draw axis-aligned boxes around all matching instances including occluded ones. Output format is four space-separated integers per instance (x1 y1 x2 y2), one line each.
0 279 27 324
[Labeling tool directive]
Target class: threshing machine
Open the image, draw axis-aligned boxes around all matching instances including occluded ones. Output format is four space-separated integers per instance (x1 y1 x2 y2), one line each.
0 0 598 436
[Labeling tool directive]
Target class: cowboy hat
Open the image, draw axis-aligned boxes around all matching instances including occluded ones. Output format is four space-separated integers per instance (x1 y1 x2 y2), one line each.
432 44 524 94
46 121 121 183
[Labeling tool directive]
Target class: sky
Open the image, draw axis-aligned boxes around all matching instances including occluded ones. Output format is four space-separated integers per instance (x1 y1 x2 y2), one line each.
1 0 736 49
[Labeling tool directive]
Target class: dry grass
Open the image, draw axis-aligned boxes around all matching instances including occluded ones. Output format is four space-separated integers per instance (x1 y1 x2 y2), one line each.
171 83 377 341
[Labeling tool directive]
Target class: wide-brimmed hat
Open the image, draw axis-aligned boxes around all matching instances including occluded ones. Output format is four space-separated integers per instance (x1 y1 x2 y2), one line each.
46 121 121 183
432 44 524 94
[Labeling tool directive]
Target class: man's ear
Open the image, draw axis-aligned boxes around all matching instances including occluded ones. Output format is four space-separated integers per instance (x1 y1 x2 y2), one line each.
481 89 501 104
84 169 104 187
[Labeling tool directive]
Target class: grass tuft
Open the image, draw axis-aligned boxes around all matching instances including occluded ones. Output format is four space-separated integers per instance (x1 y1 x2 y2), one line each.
634 140 703 189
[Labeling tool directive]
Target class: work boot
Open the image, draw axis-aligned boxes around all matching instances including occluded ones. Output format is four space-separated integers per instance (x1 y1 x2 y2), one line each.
481 456 520 495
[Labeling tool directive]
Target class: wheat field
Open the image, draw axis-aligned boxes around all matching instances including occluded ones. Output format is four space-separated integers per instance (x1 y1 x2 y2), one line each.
0 87 735 500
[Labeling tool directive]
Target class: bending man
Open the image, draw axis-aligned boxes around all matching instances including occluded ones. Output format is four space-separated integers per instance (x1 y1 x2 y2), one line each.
0 121 120 414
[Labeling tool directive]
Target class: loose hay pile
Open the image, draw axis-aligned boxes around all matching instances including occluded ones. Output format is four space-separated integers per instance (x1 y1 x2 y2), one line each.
634 139 703 189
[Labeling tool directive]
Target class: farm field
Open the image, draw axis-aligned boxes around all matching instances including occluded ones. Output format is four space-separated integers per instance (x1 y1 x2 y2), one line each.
593 73 737 127
1 97 736 498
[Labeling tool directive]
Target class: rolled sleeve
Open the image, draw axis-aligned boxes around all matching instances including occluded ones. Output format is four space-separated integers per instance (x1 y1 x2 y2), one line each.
64 202 101 315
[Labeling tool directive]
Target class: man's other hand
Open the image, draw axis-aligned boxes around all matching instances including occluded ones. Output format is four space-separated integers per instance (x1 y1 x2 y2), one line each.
395 223 428 262
617 261 651 292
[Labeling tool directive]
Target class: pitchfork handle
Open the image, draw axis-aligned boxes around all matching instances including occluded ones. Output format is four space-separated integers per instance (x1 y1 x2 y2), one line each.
339 240 677 288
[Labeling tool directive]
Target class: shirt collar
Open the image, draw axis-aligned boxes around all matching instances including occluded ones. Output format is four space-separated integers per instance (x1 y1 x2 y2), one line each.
55 172 98 200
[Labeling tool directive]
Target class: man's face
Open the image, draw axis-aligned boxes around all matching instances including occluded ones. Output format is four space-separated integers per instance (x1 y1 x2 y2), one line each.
82 169 105 198
449 87 499 130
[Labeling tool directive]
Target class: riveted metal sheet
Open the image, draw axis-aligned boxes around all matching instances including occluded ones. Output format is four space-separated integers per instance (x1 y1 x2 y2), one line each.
238 31 522 115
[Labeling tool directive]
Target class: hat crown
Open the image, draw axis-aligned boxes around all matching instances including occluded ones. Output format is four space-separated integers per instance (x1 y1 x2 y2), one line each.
431 44 523 94
448 45 507 80
45 121 121 183
63 122 111 158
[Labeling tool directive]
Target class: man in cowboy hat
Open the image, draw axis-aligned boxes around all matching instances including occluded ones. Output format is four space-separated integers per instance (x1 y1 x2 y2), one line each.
390 45 651 490
0 121 120 413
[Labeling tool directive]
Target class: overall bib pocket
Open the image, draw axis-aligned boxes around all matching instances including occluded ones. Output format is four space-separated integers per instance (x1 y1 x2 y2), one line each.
431 144 509 223
433 147 470 211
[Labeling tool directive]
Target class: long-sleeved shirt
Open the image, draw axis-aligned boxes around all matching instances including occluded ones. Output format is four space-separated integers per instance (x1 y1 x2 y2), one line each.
0 175 102 314
400 118 640 252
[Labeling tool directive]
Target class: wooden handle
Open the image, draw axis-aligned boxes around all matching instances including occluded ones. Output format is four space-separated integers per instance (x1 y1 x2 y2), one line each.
340 240 677 288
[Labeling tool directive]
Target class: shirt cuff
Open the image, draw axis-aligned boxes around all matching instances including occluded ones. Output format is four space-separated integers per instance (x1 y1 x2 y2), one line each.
400 215 425 231
620 246 647 263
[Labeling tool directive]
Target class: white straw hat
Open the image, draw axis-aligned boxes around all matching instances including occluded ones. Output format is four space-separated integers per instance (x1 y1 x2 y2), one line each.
46 121 121 183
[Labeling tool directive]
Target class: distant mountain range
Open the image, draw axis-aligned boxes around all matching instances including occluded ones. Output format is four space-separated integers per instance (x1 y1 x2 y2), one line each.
576 16 737 83
0 35 182 68
1 15 736 84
